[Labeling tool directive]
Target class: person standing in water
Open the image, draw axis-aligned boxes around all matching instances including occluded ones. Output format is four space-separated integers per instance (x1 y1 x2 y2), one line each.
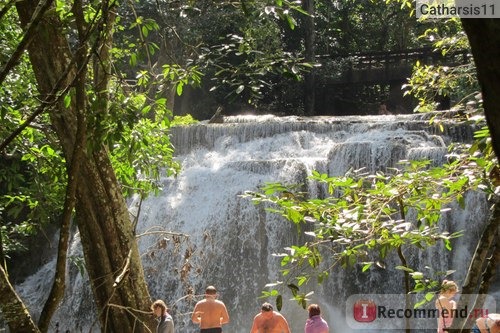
378 102 392 115
305 303 329 333
192 285 230 333
250 302 291 333
435 280 458 333
151 299 174 333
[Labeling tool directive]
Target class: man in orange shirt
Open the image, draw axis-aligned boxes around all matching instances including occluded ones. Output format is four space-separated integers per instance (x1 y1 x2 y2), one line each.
192 285 230 333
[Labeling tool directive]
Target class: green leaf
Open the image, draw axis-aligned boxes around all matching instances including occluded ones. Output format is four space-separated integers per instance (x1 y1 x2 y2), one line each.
64 93 71 108
414 298 427 308
276 294 283 311
362 262 373 272
395 266 414 273
288 283 299 296
425 292 435 301
286 16 296 30
130 53 137 66
176 82 184 96
444 238 452 251
301 298 307 309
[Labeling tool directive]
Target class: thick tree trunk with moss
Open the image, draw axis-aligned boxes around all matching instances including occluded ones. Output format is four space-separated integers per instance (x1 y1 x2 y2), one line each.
15 1 154 331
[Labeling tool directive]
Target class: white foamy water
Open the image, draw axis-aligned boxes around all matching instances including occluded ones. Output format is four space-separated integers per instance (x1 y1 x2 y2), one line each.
6 114 497 333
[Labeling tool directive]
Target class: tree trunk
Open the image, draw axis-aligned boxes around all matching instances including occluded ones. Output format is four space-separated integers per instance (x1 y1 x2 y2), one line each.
448 201 500 332
302 0 315 116
15 1 154 331
37 2 88 329
460 18 500 160
456 18 500 332
0 265 40 332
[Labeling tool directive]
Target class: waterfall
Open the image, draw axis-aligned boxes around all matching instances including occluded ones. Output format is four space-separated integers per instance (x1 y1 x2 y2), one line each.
6 114 497 333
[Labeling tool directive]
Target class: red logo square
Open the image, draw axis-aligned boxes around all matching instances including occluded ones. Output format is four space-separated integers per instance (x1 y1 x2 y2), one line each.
353 299 377 322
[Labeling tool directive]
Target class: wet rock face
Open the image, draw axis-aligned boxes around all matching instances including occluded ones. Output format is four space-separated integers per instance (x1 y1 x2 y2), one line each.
208 106 225 124
7 223 59 285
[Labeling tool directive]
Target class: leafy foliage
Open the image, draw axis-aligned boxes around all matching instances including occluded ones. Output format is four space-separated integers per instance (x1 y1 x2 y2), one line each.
395 265 456 308
0 9 66 257
202 32 312 105
404 17 479 112
171 114 199 127
181 0 312 106
0 0 204 260
244 139 495 306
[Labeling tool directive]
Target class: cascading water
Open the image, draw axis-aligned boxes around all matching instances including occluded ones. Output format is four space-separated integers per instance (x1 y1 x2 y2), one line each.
6 114 497 333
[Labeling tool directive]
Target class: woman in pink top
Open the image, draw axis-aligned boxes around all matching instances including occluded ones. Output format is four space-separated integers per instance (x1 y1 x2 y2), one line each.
305 304 329 333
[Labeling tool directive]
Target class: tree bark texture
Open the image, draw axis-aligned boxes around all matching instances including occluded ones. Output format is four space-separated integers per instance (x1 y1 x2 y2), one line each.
454 19 500 332
0 265 41 332
456 18 500 332
15 1 153 331
448 200 500 333
37 2 88 328
460 18 500 161
302 0 315 116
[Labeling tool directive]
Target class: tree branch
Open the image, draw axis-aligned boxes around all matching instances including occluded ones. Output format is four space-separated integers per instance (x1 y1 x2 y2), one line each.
0 0 55 86
0 1 106 154
0 265 41 332
37 1 89 329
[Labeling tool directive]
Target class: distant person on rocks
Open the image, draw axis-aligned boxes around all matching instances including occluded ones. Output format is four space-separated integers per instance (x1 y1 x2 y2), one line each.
305 303 329 333
435 280 458 333
471 313 500 333
250 302 291 333
378 102 392 115
208 106 224 124
192 285 230 333
151 299 174 333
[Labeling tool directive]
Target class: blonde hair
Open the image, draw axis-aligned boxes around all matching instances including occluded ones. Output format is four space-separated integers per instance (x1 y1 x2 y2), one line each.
440 280 458 294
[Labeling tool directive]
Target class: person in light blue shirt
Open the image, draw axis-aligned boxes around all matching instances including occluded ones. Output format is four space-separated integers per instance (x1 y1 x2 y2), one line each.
305 304 329 333
151 299 174 333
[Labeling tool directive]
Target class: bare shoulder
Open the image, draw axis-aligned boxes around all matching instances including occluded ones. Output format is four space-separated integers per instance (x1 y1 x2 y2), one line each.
437 297 455 310
275 312 286 318
436 296 447 305
277 313 288 322
195 299 207 308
